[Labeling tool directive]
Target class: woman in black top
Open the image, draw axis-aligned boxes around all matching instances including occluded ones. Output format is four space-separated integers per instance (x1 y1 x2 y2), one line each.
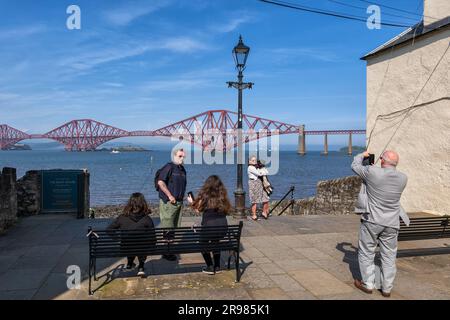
107 192 155 277
188 175 231 275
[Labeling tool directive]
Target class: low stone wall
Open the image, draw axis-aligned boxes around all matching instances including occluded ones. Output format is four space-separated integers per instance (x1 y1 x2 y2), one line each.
0 167 17 232
268 176 362 216
17 170 41 216
16 169 90 218
91 204 200 219
2 165 362 225
94 176 362 219
312 175 363 215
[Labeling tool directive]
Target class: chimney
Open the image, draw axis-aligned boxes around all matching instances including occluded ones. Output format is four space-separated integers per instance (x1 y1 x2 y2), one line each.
423 0 450 26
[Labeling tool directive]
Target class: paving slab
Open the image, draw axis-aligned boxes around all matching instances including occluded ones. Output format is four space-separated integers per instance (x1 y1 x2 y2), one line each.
247 287 291 300
12 255 62 270
0 289 37 300
268 274 306 292
259 263 287 276
0 268 53 291
0 255 20 274
274 259 319 272
32 273 72 300
285 290 318 300
294 247 334 261
289 269 355 297
24 244 70 258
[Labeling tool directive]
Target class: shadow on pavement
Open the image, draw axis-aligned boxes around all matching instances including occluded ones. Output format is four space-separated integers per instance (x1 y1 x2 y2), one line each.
336 242 362 280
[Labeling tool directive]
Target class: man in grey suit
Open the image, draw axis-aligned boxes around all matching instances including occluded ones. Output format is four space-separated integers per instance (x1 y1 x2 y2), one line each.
351 150 408 298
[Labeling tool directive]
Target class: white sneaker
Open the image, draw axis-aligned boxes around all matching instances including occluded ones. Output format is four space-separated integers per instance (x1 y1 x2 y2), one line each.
137 268 145 277
202 266 215 275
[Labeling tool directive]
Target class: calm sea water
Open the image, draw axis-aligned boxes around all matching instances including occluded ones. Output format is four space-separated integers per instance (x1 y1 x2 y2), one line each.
0 150 355 206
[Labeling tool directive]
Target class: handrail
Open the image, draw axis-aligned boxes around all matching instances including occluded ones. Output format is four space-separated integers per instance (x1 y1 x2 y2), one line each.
269 186 295 216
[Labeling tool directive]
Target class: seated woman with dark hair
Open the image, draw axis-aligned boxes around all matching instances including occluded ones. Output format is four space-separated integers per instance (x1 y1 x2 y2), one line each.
187 175 231 275
107 192 155 277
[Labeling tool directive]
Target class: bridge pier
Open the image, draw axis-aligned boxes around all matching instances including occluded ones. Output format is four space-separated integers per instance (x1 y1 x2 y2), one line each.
322 133 328 156
297 124 306 156
348 132 352 155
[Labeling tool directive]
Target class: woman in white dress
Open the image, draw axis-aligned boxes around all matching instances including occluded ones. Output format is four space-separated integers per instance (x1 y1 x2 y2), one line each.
247 156 270 220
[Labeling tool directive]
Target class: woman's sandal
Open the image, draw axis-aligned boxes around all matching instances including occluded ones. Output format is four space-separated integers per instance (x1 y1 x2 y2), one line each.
261 214 269 220
250 216 259 221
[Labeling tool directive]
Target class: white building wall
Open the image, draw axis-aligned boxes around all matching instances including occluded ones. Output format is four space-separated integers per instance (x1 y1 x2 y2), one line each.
365 29 450 214
424 0 450 26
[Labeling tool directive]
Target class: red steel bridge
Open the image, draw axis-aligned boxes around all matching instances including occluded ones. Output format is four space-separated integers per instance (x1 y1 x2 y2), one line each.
1 109 365 153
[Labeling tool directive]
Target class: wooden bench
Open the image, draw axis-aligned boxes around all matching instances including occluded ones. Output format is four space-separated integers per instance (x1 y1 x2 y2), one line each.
398 216 450 256
86 222 243 295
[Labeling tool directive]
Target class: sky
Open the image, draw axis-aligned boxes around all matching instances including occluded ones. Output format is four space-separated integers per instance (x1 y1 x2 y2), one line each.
0 0 425 148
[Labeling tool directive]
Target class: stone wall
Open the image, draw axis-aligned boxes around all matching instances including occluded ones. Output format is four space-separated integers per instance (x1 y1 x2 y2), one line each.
91 203 200 219
0 167 17 232
270 175 362 216
17 170 41 216
1 168 90 218
91 176 362 219
14 169 90 218
312 176 362 215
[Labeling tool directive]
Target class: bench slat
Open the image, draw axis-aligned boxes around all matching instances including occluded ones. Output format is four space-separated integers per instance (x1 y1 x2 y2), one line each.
398 217 449 242
88 224 243 257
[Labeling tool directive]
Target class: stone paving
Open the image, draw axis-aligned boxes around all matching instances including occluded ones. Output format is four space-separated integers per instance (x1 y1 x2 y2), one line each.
0 213 449 300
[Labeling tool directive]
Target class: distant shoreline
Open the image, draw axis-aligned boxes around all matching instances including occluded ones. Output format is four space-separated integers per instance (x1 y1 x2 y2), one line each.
5 144 32 151
96 146 152 152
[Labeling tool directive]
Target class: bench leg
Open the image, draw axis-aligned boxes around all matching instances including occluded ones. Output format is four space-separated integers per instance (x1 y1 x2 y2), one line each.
235 250 240 282
88 257 93 295
93 258 97 281
227 251 233 270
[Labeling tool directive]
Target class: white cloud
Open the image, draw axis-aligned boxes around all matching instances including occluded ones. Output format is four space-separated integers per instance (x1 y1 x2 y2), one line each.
57 36 211 73
0 25 46 41
263 48 340 63
160 37 210 53
0 92 20 102
57 42 155 72
102 82 124 88
103 0 171 26
138 66 230 92
140 79 211 92
212 15 255 33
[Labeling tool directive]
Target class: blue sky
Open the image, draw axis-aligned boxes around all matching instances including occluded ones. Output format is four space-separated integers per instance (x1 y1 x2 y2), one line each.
0 0 424 148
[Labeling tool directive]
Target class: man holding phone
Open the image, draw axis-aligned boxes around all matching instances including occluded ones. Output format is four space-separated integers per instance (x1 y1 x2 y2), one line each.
156 148 187 261
351 150 408 298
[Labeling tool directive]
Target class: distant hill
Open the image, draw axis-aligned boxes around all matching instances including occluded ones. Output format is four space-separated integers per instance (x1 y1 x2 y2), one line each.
7 144 32 150
97 145 151 152
26 141 63 150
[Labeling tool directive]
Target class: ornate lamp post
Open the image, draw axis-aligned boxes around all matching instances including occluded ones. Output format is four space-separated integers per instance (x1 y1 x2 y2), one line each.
227 35 254 218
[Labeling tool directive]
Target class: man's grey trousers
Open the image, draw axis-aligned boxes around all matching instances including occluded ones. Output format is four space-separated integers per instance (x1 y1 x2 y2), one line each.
358 220 399 293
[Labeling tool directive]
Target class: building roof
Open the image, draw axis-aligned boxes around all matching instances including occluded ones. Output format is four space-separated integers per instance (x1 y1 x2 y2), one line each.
361 17 450 60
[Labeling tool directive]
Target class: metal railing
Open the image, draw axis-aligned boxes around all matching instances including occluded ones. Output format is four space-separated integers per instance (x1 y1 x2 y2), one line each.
269 186 295 216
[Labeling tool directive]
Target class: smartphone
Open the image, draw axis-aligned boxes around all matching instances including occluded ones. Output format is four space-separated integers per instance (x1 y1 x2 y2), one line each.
362 153 375 166
188 191 195 201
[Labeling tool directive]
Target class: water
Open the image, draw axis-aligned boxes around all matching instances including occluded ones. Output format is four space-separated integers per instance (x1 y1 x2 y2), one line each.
0 150 355 206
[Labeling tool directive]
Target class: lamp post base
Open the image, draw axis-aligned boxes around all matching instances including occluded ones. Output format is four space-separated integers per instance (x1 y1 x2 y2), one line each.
233 189 246 219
